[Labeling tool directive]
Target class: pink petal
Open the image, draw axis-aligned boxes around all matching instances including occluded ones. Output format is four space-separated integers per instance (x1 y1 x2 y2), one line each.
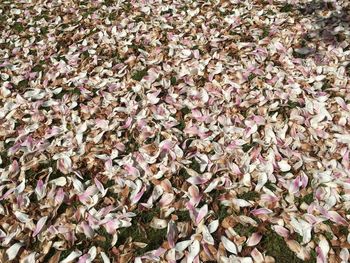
272 225 290 238
196 204 208 225
33 216 48 237
247 233 262 246
251 208 273 216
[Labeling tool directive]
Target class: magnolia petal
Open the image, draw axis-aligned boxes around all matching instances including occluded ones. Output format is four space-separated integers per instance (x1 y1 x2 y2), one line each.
150 217 168 229
100 252 111 263
14 211 31 223
175 240 192 252
33 216 48 237
6 243 23 261
278 160 291 172
317 238 329 263
187 240 200 262
251 248 264 263
167 220 178 248
246 233 262 247
60 250 83 263
251 208 272 216
202 225 214 245
340 248 349 263
22 252 36 263
208 220 219 233
221 236 237 254
272 225 290 238
196 204 208 225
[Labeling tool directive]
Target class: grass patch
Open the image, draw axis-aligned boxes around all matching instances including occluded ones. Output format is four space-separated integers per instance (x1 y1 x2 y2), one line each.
170 76 177 85
95 227 113 250
189 159 201 173
13 22 25 32
242 142 257 153
264 182 276 191
178 168 190 179
175 210 191 221
181 106 191 116
131 69 148 81
299 192 314 205
339 225 349 236
260 229 316 263
32 64 44 72
292 50 308 59
217 205 230 221
59 249 74 262
261 27 270 39
237 191 260 201
175 119 186 131
123 137 139 154
116 217 166 256
0 152 11 168
248 73 256 82
321 81 332 91
113 206 166 256
160 9 173 15
287 101 302 109
234 223 257 237
280 4 293 12
138 207 160 224
16 79 29 90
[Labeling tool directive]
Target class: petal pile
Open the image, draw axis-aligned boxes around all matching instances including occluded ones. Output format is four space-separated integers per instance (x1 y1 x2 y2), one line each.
0 0 350 262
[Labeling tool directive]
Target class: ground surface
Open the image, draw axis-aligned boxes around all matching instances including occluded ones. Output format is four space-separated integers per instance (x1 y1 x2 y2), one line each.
1 0 350 262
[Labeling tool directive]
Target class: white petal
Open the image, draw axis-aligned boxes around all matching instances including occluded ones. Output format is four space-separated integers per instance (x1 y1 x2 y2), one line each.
6 243 23 261
233 199 252 207
14 211 31 223
175 240 192 252
150 218 167 229
187 240 200 262
21 252 36 263
319 238 329 257
278 160 291 172
60 250 82 263
202 225 214 245
340 248 349 262
208 220 219 233
255 172 267 191
50 177 67 186
221 236 237 254
100 252 111 263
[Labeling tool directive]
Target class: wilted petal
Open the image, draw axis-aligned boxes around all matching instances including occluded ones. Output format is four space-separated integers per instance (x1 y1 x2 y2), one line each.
167 220 178 248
